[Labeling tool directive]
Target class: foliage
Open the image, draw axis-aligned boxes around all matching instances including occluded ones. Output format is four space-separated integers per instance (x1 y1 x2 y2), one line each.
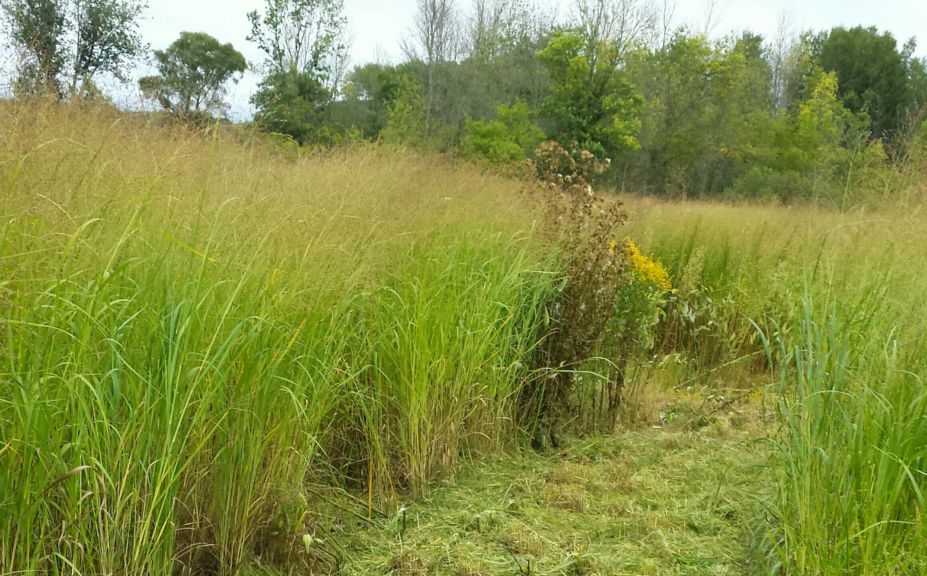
462 100 545 165
763 296 927 575
7 5 927 574
379 74 432 146
252 69 336 145
815 26 926 138
610 239 672 359
139 31 246 117
0 0 67 95
0 0 146 96
247 0 347 85
625 32 771 196
468 0 536 64
226 4 927 207
70 0 146 89
247 0 348 143
575 238 673 431
340 62 406 138
538 30 641 158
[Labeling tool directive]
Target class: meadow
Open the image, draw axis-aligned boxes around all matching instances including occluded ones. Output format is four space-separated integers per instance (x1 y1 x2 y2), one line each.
2 103 927 575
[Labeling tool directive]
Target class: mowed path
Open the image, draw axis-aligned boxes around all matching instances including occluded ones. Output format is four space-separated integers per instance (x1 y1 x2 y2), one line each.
341 409 772 575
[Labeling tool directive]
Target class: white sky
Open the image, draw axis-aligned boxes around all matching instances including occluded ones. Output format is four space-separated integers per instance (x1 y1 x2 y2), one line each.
116 0 927 117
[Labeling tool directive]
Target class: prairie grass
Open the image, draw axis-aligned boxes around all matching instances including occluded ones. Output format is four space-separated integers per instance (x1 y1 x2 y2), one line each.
3 101 927 575
0 102 556 574
621 195 927 574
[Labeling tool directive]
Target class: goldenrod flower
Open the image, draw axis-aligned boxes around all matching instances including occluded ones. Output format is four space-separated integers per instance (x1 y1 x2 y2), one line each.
625 238 672 291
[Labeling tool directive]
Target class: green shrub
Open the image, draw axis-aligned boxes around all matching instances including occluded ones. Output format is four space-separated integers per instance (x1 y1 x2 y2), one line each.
462 101 545 166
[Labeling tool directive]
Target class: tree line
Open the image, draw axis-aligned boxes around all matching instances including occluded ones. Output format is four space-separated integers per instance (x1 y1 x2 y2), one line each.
4 0 927 202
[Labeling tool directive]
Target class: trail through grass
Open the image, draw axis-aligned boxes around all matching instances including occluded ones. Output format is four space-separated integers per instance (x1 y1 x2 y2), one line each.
340 404 771 576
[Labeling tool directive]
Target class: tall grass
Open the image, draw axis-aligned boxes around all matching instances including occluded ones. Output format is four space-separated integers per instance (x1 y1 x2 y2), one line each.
621 195 927 574
5 101 927 575
0 103 556 574
763 290 927 574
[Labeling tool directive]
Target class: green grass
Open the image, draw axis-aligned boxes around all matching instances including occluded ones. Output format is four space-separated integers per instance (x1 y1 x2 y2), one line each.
0 103 557 574
3 102 927 575
340 409 771 576
761 292 927 574
621 195 927 574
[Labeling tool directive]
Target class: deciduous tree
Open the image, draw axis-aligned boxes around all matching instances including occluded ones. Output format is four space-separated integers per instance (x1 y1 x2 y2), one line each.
0 0 146 97
247 0 348 142
816 26 924 138
539 30 641 158
70 0 146 91
139 32 246 117
247 0 347 89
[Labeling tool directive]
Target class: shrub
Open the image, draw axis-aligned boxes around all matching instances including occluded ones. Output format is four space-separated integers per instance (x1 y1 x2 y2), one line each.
462 101 545 166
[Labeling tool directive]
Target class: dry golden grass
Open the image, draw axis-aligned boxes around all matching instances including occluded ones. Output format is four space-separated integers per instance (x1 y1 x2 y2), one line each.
1 101 543 291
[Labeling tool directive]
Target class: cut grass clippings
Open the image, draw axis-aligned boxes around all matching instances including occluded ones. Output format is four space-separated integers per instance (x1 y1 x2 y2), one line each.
339 407 772 576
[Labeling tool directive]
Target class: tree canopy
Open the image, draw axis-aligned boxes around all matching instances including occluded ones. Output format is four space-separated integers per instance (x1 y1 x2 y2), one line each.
0 0 146 97
139 32 246 117
246 0 348 142
815 26 927 138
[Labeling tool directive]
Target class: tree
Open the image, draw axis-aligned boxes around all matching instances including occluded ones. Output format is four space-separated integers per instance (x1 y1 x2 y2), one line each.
252 70 335 145
402 0 460 129
69 0 146 92
247 0 348 142
538 30 641 158
619 29 792 196
340 63 406 138
0 0 146 97
380 72 431 146
767 12 797 113
1 0 67 95
467 0 533 63
532 1 653 159
247 0 348 90
575 0 655 58
402 0 459 66
138 32 246 117
815 26 922 138
462 100 545 164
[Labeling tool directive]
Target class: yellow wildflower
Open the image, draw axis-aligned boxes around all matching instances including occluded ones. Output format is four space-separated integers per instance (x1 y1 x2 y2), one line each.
625 238 672 292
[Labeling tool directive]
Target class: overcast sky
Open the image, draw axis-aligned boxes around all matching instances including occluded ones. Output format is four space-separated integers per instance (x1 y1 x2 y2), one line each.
126 0 927 118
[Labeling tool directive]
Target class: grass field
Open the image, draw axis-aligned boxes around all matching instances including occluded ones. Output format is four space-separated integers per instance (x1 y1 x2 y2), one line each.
0 103 557 574
2 103 926 574
623 196 927 574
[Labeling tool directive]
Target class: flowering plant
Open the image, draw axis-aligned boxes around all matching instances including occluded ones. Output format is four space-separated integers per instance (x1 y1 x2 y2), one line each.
609 239 673 355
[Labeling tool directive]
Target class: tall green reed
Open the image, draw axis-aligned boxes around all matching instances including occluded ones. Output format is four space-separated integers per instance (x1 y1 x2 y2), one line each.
754 282 927 575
